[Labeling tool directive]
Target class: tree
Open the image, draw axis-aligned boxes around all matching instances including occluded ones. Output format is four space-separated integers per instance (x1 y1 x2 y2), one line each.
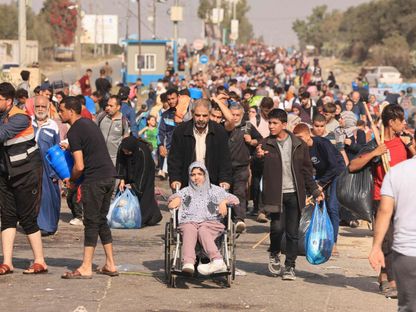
0 4 18 39
292 0 416 77
41 0 77 46
292 5 331 53
198 0 254 44
0 3 55 60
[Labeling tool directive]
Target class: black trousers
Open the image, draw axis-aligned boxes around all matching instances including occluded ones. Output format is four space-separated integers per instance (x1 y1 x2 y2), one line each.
0 167 42 234
373 200 394 281
269 192 300 268
231 165 249 221
81 178 115 247
250 158 263 212
393 251 416 312
66 185 83 219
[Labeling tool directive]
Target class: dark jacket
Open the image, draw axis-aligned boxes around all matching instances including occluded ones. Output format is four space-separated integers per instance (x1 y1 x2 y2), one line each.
261 131 320 213
228 121 262 167
158 107 177 150
310 136 345 187
168 120 232 187
121 102 138 138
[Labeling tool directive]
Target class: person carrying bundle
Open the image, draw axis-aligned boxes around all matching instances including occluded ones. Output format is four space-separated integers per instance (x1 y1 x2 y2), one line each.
349 104 415 298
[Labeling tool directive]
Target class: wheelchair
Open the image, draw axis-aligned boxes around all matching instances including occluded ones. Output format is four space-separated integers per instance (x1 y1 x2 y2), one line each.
164 206 237 288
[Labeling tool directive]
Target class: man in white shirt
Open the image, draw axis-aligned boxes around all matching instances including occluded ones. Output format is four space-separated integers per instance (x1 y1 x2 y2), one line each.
369 158 416 311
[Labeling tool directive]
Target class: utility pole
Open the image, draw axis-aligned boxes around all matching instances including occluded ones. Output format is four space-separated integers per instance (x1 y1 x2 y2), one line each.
152 0 156 39
75 0 82 77
126 0 130 40
137 0 142 77
173 0 179 42
215 0 222 58
18 0 26 66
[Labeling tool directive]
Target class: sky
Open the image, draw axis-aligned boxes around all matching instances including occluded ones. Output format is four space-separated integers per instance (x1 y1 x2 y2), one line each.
1 0 372 46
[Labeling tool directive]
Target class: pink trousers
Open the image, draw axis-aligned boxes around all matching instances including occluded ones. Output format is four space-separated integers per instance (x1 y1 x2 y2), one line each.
179 221 225 264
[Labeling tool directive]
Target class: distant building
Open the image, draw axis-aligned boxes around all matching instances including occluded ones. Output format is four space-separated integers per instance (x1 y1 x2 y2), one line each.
0 40 39 66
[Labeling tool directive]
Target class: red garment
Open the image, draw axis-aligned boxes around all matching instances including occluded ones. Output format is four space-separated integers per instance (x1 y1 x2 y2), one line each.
373 136 408 200
25 97 35 116
78 75 92 96
81 107 93 120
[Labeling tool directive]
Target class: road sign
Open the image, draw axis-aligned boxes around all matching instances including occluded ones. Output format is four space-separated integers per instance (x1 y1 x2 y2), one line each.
199 54 209 65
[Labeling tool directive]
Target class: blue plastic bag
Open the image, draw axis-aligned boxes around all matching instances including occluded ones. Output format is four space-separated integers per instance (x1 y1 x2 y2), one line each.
107 189 141 229
305 202 334 265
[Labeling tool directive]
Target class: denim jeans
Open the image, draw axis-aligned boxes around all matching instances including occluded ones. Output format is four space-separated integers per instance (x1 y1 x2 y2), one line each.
269 192 300 268
325 177 340 243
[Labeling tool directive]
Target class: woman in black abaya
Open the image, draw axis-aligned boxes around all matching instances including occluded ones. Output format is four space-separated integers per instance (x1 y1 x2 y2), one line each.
116 136 162 226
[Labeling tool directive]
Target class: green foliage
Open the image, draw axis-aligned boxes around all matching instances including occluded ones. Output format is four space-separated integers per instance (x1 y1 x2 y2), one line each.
293 0 416 77
0 4 18 39
0 3 55 60
197 0 254 44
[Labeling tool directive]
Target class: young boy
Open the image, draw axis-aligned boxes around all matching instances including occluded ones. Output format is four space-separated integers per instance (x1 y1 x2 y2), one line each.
312 113 348 165
256 109 323 280
293 123 345 255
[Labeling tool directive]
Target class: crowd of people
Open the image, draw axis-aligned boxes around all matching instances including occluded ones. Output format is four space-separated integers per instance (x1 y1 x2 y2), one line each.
0 44 416 310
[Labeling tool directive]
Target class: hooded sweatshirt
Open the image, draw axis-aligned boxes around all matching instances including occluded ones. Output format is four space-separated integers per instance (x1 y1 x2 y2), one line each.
169 161 239 224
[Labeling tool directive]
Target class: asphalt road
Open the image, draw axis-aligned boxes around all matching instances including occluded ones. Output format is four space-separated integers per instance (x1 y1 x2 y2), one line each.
0 180 397 312
45 58 122 86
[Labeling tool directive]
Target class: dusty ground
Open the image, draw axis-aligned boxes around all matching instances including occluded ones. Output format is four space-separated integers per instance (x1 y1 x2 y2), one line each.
0 180 396 312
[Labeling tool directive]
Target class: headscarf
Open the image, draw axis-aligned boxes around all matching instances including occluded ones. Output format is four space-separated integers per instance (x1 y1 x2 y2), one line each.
169 161 239 224
117 136 151 183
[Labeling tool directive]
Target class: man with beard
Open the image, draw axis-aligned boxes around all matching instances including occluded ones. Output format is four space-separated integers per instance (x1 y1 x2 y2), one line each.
168 99 232 190
96 95 129 166
32 96 61 236
227 103 262 232
0 82 48 275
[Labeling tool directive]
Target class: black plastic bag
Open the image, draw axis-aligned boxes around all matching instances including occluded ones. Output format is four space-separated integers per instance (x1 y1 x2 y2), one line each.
281 204 313 256
336 167 373 222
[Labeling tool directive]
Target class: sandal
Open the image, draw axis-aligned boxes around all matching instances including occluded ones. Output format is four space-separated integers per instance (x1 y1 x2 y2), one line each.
384 287 398 299
61 270 92 279
23 263 48 274
379 280 390 293
96 267 119 277
0 264 13 275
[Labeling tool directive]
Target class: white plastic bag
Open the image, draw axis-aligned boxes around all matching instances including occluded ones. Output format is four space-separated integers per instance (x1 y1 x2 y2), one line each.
107 189 141 229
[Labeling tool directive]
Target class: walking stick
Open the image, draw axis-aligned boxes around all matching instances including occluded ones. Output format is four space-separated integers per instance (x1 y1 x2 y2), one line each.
363 102 390 172
252 233 270 249
251 196 314 249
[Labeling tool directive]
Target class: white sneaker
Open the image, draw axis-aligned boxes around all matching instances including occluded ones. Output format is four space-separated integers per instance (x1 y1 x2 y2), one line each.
182 263 194 274
235 221 246 233
69 218 83 226
197 259 227 276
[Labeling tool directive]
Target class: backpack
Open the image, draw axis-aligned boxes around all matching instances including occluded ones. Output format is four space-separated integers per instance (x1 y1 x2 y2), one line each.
97 112 129 136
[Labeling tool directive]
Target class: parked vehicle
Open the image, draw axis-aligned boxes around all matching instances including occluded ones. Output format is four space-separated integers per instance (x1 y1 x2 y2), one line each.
365 66 403 86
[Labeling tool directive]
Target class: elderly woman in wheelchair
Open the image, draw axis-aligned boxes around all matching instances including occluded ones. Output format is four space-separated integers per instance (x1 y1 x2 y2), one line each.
168 162 239 276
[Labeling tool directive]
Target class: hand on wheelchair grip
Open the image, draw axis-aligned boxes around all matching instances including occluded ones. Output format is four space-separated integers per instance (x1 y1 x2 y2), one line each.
168 197 181 209
218 202 228 217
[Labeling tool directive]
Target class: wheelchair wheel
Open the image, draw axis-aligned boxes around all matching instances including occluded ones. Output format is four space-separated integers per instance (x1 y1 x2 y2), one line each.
230 223 236 281
164 222 172 282
169 273 177 288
